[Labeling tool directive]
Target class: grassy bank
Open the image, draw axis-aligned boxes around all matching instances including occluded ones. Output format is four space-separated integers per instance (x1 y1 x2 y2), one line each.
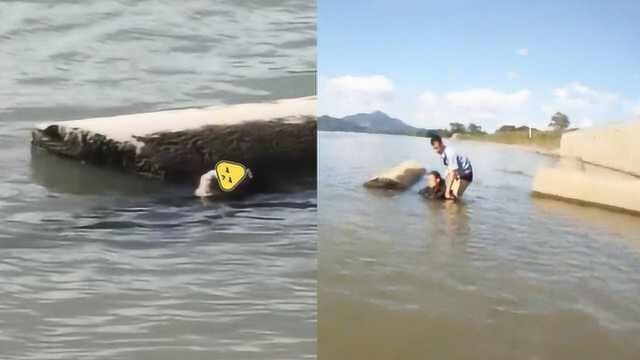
454 130 562 150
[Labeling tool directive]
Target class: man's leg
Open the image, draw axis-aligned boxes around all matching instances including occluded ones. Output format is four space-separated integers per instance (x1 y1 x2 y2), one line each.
451 179 471 198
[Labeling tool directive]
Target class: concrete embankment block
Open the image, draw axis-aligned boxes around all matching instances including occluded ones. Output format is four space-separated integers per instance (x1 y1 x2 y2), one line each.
560 121 640 176
532 160 640 214
31 97 316 184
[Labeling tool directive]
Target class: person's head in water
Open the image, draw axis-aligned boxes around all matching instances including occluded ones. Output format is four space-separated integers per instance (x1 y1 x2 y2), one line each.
194 166 254 199
427 170 443 189
430 134 445 155
419 170 446 199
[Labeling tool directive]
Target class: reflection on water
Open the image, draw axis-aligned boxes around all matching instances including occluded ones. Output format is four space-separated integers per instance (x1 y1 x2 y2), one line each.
30 148 170 196
319 132 640 360
532 197 640 251
0 1 315 358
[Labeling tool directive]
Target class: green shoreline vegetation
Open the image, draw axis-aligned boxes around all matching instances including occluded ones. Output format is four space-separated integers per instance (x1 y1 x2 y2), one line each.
318 110 572 151
443 112 571 150
453 129 563 150
441 111 571 150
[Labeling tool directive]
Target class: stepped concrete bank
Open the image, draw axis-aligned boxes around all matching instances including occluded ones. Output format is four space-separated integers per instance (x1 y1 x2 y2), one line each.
533 121 640 214
559 121 640 176
533 159 640 214
32 97 316 186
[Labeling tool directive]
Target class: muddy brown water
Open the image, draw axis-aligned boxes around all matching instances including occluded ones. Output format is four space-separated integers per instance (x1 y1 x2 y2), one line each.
319 131 640 360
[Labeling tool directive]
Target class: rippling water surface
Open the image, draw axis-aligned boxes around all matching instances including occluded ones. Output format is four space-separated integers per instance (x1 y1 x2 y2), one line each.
0 1 315 359
319 132 640 360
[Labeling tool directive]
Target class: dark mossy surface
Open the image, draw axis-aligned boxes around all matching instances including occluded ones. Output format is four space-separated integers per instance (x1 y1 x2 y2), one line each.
32 117 316 189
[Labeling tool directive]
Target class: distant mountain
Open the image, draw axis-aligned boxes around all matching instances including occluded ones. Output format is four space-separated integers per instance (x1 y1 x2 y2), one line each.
317 115 368 133
318 111 438 137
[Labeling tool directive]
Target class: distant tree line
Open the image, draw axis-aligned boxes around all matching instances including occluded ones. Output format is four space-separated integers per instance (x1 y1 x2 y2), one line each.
427 111 572 138
548 112 570 130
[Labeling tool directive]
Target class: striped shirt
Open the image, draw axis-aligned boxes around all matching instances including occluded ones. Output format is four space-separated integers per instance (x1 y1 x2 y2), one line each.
441 146 473 180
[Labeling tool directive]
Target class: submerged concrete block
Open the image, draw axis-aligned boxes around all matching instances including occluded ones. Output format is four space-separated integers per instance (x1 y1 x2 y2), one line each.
532 159 640 214
363 161 426 190
560 121 640 176
31 97 316 186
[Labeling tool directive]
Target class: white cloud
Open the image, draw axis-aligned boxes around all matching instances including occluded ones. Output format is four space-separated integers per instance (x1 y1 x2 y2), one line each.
506 71 518 80
319 74 638 132
444 88 530 108
542 82 635 128
318 75 399 117
517 48 529 56
325 75 394 93
416 88 533 131
418 92 436 106
634 103 640 118
320 74 535 131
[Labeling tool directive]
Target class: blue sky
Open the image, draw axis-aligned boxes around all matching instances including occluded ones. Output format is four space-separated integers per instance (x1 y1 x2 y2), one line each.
318 0 640 130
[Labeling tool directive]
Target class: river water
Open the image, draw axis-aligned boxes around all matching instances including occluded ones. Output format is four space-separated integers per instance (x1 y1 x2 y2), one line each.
319 131 640 360
0 1 315 359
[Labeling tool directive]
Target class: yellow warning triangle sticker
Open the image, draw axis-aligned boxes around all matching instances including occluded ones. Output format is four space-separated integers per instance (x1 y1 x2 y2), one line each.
215 160 248 192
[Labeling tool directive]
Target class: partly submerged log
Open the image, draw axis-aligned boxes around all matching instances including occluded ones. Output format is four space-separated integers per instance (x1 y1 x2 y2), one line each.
31 97 316 188
363 161 426 190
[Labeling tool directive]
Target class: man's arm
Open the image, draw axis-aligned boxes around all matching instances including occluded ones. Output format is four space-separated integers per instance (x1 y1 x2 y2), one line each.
445 171 455 199
444 149 460 198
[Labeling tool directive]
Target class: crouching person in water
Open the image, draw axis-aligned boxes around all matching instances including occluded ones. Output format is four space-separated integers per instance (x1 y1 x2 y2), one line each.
419 170 447 199
429 134 473 200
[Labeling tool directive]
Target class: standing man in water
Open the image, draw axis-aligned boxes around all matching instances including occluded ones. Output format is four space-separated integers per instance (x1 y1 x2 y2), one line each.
429 134 473 200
